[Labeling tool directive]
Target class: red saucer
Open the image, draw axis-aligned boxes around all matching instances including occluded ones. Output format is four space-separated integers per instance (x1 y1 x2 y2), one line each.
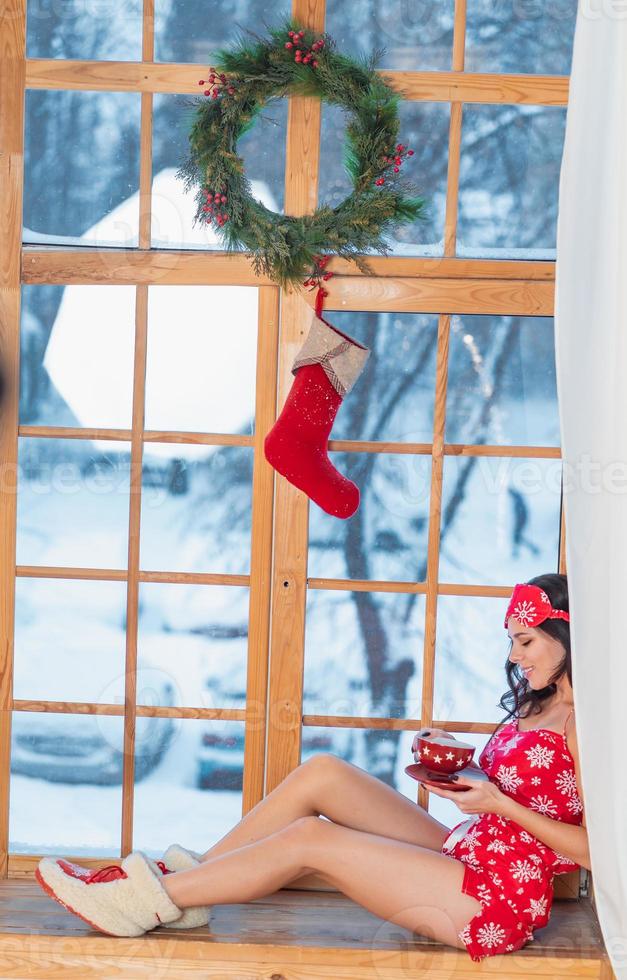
404 762 486 791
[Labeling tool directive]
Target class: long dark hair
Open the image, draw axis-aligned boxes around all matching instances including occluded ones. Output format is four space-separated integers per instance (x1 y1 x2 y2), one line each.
488 572 571 743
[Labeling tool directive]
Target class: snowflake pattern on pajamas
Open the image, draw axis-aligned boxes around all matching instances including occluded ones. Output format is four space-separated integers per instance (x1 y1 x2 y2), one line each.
524 744 555 768
555 769 578 796
476 921 508 948
529 794 560 817
440 713 584 962
524 895 549 921
494 765 524 792
509 858 544 883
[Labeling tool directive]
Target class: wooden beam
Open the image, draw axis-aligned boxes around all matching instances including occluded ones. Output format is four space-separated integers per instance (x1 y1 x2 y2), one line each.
265 0 325 796
319 276 554 315
22 247 557 284
15 566 250 585
24 59 570 105
241 286 280 815
0 0 26 881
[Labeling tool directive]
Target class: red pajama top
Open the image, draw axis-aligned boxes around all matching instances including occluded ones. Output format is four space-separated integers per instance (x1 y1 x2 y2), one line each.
440 709 584 962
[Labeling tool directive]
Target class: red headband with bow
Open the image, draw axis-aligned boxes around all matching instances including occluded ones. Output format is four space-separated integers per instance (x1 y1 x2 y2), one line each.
504 583 570 629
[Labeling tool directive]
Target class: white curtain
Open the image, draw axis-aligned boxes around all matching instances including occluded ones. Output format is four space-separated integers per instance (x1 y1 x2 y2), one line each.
554 3 627 978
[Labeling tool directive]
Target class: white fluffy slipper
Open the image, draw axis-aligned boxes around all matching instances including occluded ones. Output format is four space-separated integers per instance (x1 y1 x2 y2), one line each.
35 850 183 937
158 844 212 929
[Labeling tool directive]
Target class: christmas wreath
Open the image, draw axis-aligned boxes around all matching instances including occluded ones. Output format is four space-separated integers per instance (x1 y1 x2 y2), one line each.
176 20 427 289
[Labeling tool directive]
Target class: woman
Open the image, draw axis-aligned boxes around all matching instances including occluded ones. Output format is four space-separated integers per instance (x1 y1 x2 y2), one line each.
36 573 588 963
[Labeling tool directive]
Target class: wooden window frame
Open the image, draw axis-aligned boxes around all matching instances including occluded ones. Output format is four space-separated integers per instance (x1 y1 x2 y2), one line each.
1 0 583 901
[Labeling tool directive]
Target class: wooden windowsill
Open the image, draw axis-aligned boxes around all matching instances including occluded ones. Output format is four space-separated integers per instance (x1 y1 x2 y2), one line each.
0 879 614 979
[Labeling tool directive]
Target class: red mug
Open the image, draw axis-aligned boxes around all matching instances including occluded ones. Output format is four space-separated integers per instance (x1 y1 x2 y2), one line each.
412 731 475 775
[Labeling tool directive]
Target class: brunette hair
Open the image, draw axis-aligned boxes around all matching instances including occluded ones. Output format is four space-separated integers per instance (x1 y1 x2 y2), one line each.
488 572 570 743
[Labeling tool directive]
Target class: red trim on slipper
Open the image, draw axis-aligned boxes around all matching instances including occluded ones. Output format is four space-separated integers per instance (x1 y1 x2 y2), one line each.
34 867 120 937
57 859 128 883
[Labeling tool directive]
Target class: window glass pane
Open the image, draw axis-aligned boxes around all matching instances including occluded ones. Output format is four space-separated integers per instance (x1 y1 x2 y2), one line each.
133 718 245 856
14 578 127 703
320 310 438 443
140 445 253 575
457 104 566 259
302 724 436 806
325 0 456 71
145 286 257 434
23 91 141 248
308 453 431 582
319 102 449 258
465 0 577 75
423 729 493 828
434 595 511 725
438 455 562 586
304 589 425 720
137 583 249 707
445 315 559 447
152 94 287 249
153 3 290 63
26 0 143 61
20 284 135 429
17 438 131 568
10 711 123 856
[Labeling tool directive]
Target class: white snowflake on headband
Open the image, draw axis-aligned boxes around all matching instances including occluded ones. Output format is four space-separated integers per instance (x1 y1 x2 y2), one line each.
512 600 537 626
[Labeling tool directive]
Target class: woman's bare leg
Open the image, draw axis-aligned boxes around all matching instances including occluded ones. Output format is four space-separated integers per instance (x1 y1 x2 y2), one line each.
163 816 479 953
196 754 451 862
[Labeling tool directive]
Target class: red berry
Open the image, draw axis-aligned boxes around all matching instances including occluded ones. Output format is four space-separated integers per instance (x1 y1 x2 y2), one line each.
220 195 227 203
211 91 218 99
223 215 229 222
285 41 293 48
209 74 216 82
312 60 318 67
228 86 235 94
298 29 304 36
396 143 403 151
198 79 204 85
204 89 211 96
407 149 414 156
393 166 400 173
206 193 213 201
288 30 295 36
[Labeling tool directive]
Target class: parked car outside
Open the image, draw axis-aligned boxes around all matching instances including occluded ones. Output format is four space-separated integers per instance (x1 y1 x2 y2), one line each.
11 663 176 785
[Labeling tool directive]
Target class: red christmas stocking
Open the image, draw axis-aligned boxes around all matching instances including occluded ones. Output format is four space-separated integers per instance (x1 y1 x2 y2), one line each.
264 312 370 519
